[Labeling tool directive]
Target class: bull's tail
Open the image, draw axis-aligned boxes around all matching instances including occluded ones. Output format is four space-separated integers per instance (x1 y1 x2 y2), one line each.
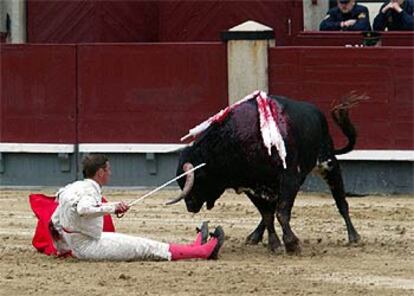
331 92 369 155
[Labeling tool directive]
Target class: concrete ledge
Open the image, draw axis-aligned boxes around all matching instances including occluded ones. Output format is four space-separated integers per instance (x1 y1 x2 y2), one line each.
78 143 187 154
1 144 412 161
304 160 413 195
337 150 414 161
0 143 74 153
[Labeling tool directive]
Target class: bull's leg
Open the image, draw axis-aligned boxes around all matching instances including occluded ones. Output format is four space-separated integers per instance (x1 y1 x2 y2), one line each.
245 219 265 245
275 174 301 254
319 158 360 243
246 193 282 252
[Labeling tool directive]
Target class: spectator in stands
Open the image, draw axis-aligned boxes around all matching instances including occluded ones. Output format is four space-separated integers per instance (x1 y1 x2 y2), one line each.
50 154 225 261
320 0 371 31
373 0 414 31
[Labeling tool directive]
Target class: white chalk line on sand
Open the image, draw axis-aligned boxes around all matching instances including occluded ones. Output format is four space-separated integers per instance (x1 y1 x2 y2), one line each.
311 272 414 290
0 230 34 236
0 198 20 202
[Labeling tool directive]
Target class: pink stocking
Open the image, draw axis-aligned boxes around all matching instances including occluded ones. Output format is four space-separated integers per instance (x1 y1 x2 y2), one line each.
191 232 203 246
169 238 217 261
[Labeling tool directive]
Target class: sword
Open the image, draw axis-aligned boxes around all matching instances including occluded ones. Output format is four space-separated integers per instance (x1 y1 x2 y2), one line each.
128 163 206 207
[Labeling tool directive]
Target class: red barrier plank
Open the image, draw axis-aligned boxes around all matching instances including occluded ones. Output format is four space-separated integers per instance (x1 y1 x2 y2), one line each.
27 1 303 45
77 43 228 143
27 1 158 43
269 47 414 150
157 1 302 45
0 44 77 143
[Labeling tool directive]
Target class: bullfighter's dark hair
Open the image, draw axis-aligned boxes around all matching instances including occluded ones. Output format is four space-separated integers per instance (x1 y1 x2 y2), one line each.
82 154 109 178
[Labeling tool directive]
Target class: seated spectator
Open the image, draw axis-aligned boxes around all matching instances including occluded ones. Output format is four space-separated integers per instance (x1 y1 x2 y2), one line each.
320 0 371 31
373 0 414 31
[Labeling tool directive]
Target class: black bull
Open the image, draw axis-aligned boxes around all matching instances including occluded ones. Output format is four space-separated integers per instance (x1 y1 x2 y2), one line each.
168 93 366 254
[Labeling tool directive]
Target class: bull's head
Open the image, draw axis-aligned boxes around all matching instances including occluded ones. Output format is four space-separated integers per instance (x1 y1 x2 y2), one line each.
166 162 224 213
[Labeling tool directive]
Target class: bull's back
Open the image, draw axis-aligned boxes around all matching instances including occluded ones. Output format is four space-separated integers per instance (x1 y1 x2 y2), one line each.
271 95 324 131
273 96 329 167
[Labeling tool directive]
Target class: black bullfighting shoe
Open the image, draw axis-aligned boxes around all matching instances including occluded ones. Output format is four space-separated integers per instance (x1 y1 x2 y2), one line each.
208 226 225 260
196 221 209 245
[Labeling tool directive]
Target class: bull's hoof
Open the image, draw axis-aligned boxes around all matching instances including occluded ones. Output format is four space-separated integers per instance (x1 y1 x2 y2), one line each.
267 243 283 254
268 235 283 253
284 240 301 255
348 232 361 244
245 232 263 245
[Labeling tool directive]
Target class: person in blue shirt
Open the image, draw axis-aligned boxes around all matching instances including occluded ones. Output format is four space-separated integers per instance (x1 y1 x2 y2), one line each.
320 0 371 31
373 0 414 31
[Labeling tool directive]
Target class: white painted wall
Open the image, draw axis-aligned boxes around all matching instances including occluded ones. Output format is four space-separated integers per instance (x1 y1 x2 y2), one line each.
365 2 384 28
0 1 5 33
303 0 330 31
0 0 26 43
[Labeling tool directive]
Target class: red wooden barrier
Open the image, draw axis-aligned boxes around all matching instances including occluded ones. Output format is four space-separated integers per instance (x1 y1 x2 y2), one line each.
27 0 303 46
0 44 77 143
27 1 158 43
268 46 414 150
3 44 412 151
77 43 228 143
157 1 303 45
0 33 7 43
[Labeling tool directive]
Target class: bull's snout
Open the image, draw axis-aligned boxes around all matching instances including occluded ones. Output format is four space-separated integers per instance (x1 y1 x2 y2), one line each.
206 200 215 210
185 198 203 213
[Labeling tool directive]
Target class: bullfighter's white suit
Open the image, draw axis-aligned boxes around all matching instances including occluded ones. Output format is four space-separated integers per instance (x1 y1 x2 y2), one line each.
51 179 171 261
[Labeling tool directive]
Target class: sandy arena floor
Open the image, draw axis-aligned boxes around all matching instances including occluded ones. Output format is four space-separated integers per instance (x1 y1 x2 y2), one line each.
0 188 413 296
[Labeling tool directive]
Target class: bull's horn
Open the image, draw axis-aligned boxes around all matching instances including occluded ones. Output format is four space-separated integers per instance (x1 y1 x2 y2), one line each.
166 163 195 205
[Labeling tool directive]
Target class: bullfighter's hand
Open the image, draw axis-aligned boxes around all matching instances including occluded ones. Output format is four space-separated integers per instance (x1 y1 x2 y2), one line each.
115 201 130 217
